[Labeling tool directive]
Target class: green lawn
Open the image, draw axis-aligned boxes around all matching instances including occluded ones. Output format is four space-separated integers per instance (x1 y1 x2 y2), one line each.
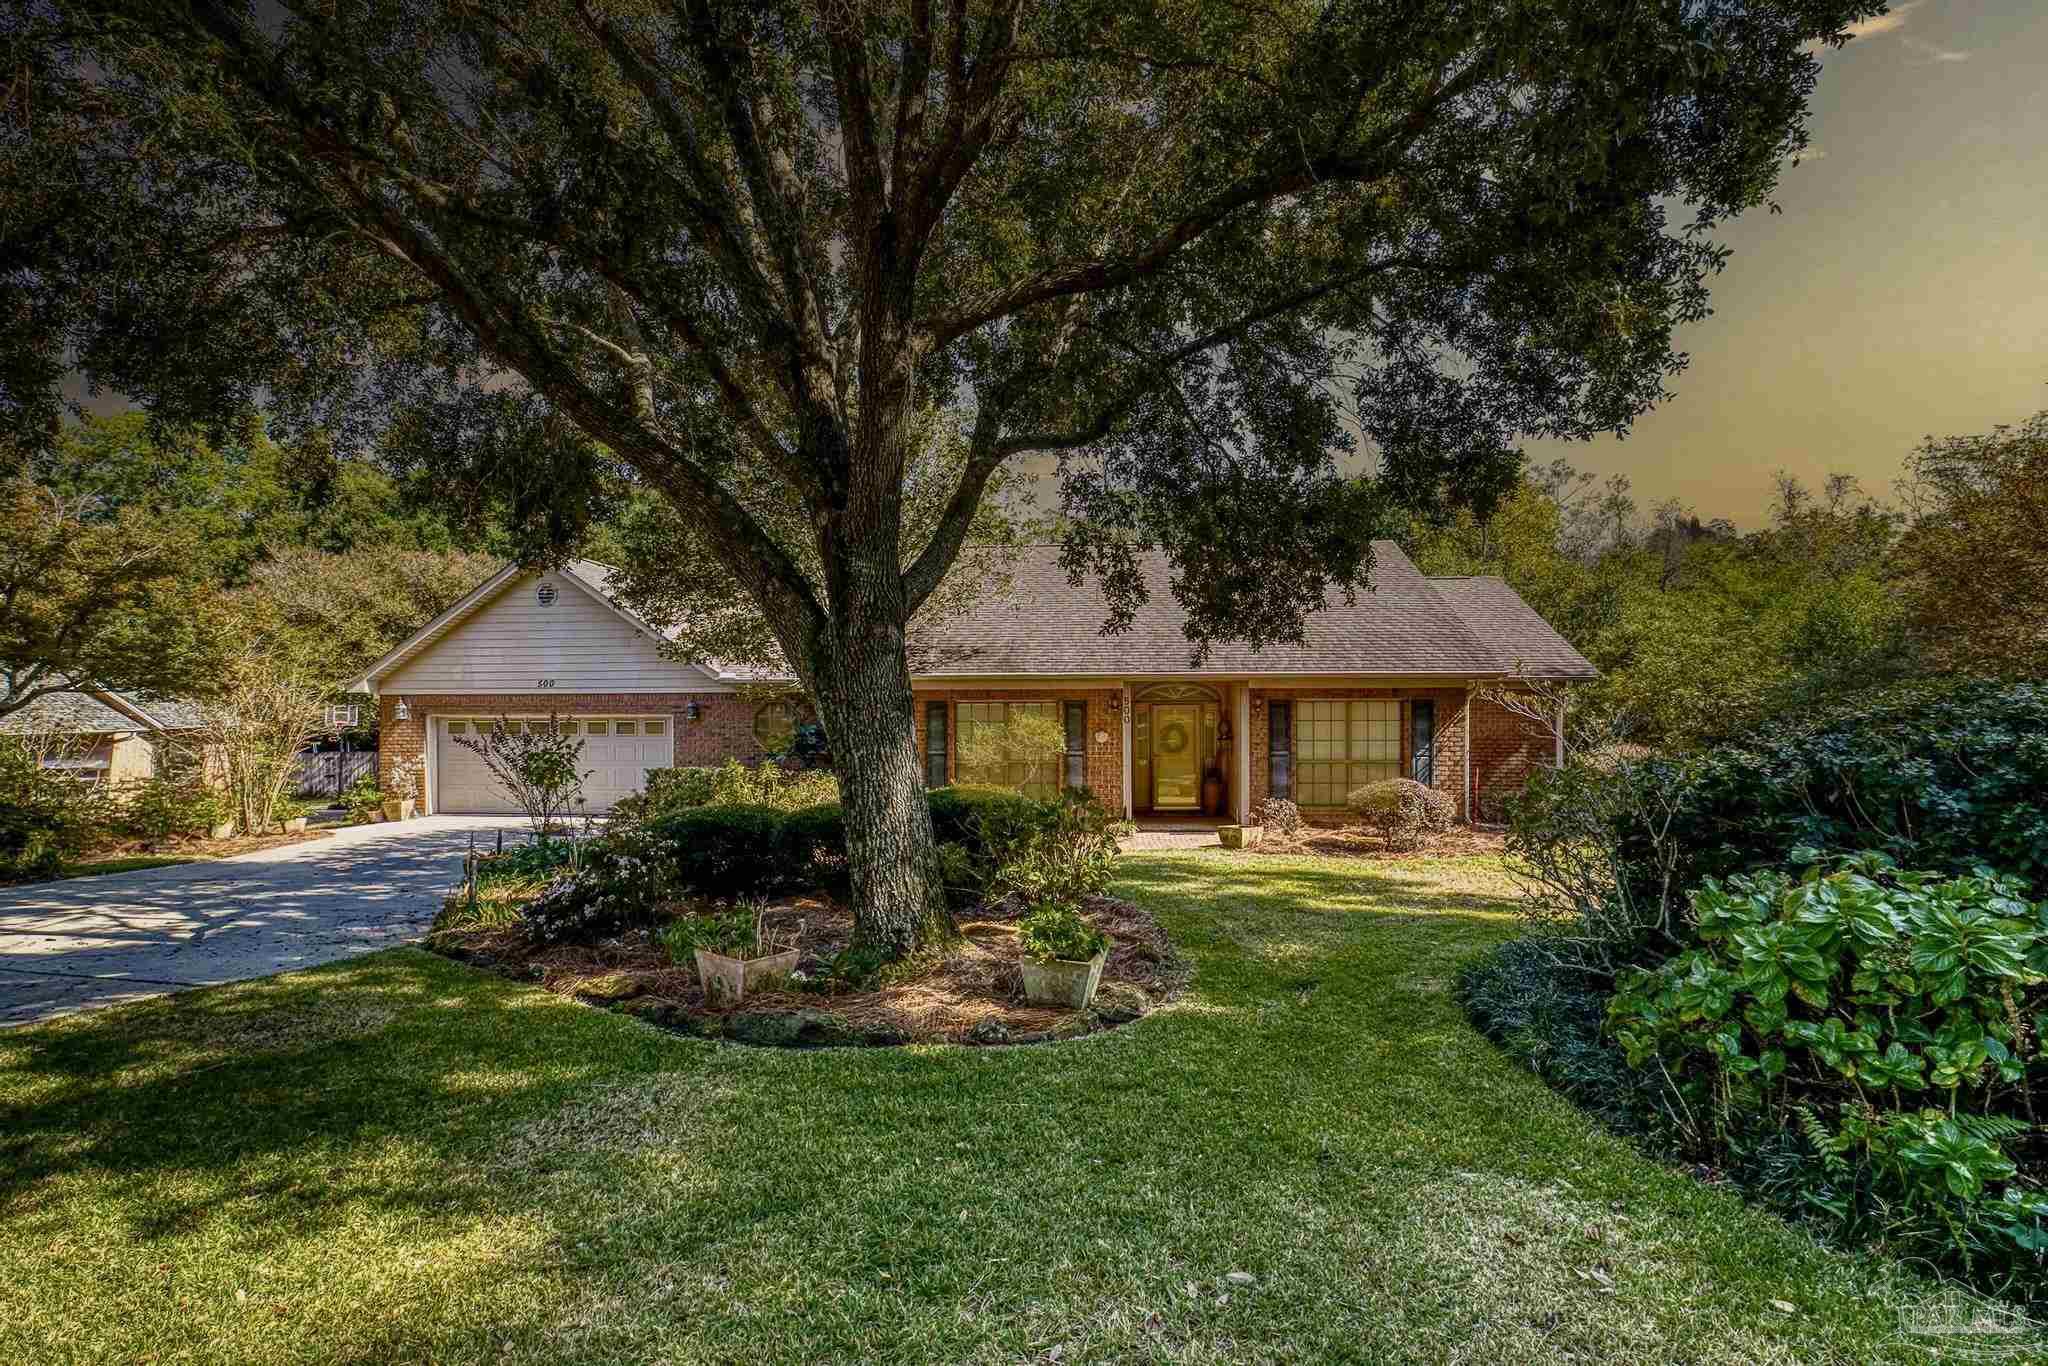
0 852 1963 1363
11 853 204 884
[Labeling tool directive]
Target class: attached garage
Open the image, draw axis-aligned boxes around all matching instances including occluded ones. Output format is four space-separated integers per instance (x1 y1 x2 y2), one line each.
435 716 674 815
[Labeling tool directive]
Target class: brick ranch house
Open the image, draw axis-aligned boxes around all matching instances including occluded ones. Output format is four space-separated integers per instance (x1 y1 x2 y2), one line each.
348 543 1593 824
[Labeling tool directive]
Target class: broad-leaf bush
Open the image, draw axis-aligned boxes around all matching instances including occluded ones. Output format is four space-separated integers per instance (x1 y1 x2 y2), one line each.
1618 681 2048 900
983 790 1129 908
1606 854 2048 1297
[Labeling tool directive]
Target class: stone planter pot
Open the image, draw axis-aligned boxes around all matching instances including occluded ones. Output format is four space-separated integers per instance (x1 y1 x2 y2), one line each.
1019 950 1108 1009
380 797 416 822
207 820 236 841
1218 824 1261 849
694 947 802 1007
281 816 308 834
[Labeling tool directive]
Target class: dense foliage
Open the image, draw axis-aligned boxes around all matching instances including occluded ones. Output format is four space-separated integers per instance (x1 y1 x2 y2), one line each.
1477 687 2048 1307
520 783 1123 949
0 740 102 877
1616 682 2048 902
450 718 592 836
1608 857 2046 1295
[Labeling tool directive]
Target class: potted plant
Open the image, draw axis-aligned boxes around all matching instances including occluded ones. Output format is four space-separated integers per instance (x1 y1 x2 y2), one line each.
661 901 801 1007
1016 903 1111 1009
380 756 422 822
274 796 314 834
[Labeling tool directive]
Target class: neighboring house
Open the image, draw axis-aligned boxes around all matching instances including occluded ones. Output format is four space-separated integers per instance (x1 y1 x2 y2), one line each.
348 543 1594 822
0 689 206 785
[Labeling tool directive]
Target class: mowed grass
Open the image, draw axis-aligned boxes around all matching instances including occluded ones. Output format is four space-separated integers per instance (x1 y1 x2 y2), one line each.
0 852 1956 1363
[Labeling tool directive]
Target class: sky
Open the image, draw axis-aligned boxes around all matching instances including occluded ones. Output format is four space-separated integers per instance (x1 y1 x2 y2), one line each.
1524 0 2048 526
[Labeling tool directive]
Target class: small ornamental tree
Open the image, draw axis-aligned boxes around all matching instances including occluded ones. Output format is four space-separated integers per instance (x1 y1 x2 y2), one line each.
5 0 1878 957
452 718 591 838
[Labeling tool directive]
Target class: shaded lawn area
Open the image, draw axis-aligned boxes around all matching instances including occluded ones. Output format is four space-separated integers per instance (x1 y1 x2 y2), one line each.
0 852 1951 1363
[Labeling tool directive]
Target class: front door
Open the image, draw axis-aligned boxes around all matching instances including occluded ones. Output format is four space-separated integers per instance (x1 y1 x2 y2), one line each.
1152 704 1201 809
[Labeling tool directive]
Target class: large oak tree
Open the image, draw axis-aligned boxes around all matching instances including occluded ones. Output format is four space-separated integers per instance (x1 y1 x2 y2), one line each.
2 0 1873 954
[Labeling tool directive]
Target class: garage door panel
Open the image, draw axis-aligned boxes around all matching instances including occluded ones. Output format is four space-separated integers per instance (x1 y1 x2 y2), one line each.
435 714 671 815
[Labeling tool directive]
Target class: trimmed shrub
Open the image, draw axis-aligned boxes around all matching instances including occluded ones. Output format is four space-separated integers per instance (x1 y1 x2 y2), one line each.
926 784 1047 856
781 801 849 895
1249 796 1303 835
652 804 794 897
1345 777 1456 848
611 760 840 829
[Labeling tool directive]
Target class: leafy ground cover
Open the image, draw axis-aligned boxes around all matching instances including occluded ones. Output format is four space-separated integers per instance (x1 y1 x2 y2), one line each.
0 852 1989 1363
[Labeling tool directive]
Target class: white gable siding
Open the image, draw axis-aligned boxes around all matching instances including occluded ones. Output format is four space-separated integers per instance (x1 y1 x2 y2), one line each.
384 572 725 694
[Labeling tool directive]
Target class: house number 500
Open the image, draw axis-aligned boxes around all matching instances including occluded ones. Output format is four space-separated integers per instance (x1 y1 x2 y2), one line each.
536 678 557 688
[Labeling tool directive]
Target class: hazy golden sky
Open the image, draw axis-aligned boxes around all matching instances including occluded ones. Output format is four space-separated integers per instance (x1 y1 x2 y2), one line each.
1528 0 2048 524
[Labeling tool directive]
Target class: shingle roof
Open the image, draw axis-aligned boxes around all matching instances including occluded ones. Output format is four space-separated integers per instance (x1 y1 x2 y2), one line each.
526 545 1594 684
0 689 206 736
902 542 1596 679
1426 576 1598 680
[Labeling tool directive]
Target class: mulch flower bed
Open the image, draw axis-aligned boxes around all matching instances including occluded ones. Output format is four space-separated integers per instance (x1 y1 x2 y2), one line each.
431 892 1190 1048
1252 826 1507 860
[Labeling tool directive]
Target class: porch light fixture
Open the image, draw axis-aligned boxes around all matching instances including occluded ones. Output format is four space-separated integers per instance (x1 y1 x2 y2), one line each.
394 698 411 721
685 702 702 722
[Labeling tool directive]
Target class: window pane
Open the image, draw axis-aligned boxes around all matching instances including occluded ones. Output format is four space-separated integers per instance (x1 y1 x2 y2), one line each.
557 719 578 735
585 720 609 737
924 701 948 788
447 720 466 735
614 720 637 736
641 719 665 736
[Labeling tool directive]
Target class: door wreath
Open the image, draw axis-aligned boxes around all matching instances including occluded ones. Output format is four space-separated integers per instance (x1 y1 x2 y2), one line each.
1157 720 1190 755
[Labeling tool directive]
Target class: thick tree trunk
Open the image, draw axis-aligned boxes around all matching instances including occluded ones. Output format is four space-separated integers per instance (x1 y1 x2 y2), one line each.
810 629 956 959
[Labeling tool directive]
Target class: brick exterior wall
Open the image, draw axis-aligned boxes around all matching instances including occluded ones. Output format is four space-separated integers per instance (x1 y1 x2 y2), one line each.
378 691 782 811
381 681 1557 822
911 687 1126 816
1247 686 1470 823
1469 693 1559 825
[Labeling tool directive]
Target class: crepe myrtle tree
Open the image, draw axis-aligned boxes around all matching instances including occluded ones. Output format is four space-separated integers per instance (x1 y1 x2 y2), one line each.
3 0 1874 957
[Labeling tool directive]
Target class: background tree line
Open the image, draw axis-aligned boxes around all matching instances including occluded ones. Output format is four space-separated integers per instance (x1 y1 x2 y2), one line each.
8 399 2042 748
1399 407 2048 748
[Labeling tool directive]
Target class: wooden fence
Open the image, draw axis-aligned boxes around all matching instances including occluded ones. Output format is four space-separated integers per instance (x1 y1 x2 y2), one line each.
294 750 378 799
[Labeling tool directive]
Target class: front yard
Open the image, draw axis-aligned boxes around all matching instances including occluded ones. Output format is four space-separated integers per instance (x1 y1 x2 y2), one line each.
0 852 1954 1362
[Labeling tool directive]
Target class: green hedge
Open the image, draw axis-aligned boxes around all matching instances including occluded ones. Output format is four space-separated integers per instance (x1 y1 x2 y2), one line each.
1609 681 2048 898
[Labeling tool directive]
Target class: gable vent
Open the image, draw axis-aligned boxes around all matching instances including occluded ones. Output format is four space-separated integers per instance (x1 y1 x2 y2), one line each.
537 582 558 606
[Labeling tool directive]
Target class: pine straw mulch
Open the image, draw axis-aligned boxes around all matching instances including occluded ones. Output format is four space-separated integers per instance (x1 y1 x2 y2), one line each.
1251 825 1507 860
431 891 1190 1049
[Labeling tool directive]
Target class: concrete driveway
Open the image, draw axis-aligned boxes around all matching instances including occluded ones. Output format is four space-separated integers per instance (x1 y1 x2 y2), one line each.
0 816 534 1028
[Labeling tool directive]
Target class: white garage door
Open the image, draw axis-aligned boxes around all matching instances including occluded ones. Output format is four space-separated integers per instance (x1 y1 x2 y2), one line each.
436 716 673 815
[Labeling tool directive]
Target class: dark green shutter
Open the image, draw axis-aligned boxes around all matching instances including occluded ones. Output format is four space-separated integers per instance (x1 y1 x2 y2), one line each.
1410 700 1435 785
1063 702 1087 791
1268 702 1292 800
924 702 948 788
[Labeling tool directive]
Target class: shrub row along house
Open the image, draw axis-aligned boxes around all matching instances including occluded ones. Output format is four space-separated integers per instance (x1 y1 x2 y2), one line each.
348 543 1592 823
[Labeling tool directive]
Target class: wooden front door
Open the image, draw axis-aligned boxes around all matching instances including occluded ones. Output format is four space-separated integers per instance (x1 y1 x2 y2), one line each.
1152 704 1201 809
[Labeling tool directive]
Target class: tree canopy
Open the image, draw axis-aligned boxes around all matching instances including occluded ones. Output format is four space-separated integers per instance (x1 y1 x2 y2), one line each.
2 0 1879 953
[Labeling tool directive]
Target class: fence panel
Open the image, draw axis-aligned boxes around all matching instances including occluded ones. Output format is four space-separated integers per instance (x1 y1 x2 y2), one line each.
294 750 378 799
